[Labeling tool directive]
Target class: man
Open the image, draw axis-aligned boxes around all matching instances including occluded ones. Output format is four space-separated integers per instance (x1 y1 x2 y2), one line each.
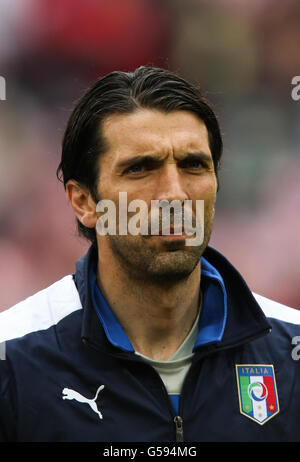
0 66 299 442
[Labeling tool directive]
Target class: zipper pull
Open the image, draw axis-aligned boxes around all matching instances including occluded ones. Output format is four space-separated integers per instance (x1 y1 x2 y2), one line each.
174 415 184 442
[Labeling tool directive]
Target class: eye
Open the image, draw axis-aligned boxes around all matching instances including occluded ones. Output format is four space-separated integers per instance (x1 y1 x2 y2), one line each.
185 160 203 169
180 158 205 170
124 158 159 175
126 163 146 174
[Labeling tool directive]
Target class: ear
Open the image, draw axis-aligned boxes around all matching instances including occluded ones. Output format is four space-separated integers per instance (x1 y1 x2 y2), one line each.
65 180 98 229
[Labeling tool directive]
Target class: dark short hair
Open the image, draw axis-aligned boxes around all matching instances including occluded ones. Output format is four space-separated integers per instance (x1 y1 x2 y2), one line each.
57 66 223 245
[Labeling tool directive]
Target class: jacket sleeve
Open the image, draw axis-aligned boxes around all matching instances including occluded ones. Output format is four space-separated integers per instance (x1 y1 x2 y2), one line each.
0 357 17 441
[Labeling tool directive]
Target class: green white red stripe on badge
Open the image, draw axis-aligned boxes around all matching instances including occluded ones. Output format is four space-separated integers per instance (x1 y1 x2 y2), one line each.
236 365 279 425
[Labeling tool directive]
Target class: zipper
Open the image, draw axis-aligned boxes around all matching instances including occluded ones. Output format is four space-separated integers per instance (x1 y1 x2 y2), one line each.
174 416 184 442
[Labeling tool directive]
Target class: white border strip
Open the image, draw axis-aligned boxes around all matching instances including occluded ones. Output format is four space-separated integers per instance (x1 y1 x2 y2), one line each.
0 275 82 342
253 293 300 325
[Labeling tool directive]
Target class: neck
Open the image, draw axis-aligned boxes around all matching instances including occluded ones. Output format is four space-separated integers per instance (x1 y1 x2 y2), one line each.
96 247 201 361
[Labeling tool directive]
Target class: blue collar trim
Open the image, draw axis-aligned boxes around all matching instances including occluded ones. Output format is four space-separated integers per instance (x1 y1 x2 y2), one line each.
89 264 134 352
194 257 228 349
90 257 227 353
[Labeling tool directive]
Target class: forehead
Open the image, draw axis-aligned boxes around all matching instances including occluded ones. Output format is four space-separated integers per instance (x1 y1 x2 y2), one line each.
101 109 211 158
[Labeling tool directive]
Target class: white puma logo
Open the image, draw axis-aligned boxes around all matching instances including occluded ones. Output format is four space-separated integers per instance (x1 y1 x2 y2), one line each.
62 385 105 420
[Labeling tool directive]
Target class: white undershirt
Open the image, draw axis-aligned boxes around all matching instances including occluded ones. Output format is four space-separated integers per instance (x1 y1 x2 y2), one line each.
135 295 201 395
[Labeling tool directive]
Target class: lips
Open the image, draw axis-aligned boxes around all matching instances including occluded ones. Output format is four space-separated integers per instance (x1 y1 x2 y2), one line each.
158 225 184 235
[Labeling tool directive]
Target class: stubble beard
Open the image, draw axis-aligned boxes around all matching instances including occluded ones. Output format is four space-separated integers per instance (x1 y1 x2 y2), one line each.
106 210 214 285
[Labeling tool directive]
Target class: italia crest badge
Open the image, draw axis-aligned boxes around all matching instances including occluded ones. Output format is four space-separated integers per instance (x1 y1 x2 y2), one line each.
236 364 279 425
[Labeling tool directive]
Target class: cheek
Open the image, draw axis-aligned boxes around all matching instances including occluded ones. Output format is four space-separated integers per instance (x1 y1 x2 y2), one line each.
189 180 216 221
190 176 217 202
97 178 120 202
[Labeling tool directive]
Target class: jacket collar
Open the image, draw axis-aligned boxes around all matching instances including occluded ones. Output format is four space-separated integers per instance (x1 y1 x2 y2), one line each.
75 244 271 356
202 246 271 349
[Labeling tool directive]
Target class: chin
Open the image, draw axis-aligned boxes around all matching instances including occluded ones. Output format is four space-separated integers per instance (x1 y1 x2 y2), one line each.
145 251 201 283
107 233 206 283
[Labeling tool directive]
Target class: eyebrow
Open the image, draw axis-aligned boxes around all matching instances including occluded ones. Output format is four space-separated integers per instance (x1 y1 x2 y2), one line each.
116 151 213 170
178 152 213 164
116 154 164 170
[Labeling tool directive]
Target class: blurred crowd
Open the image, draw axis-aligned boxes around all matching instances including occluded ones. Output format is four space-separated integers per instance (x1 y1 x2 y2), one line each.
0 0 299 310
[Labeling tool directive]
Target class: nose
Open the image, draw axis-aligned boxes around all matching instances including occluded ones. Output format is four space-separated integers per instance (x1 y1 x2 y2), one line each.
155 163 188 203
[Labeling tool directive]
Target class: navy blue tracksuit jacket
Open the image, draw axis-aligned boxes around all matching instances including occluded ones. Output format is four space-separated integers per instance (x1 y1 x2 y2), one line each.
0 245 299 442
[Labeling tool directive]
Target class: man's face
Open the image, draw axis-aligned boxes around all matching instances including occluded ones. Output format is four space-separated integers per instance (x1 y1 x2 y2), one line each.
96 109 217 282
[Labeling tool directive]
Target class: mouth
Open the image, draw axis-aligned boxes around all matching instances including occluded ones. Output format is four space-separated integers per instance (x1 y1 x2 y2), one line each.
153 227 191 240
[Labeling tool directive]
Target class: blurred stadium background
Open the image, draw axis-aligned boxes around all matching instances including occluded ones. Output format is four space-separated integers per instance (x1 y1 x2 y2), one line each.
0 0 299 311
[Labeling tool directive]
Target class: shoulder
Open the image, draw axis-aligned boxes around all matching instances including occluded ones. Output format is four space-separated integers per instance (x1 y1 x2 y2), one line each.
0 275 82 343
253 292 300 325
